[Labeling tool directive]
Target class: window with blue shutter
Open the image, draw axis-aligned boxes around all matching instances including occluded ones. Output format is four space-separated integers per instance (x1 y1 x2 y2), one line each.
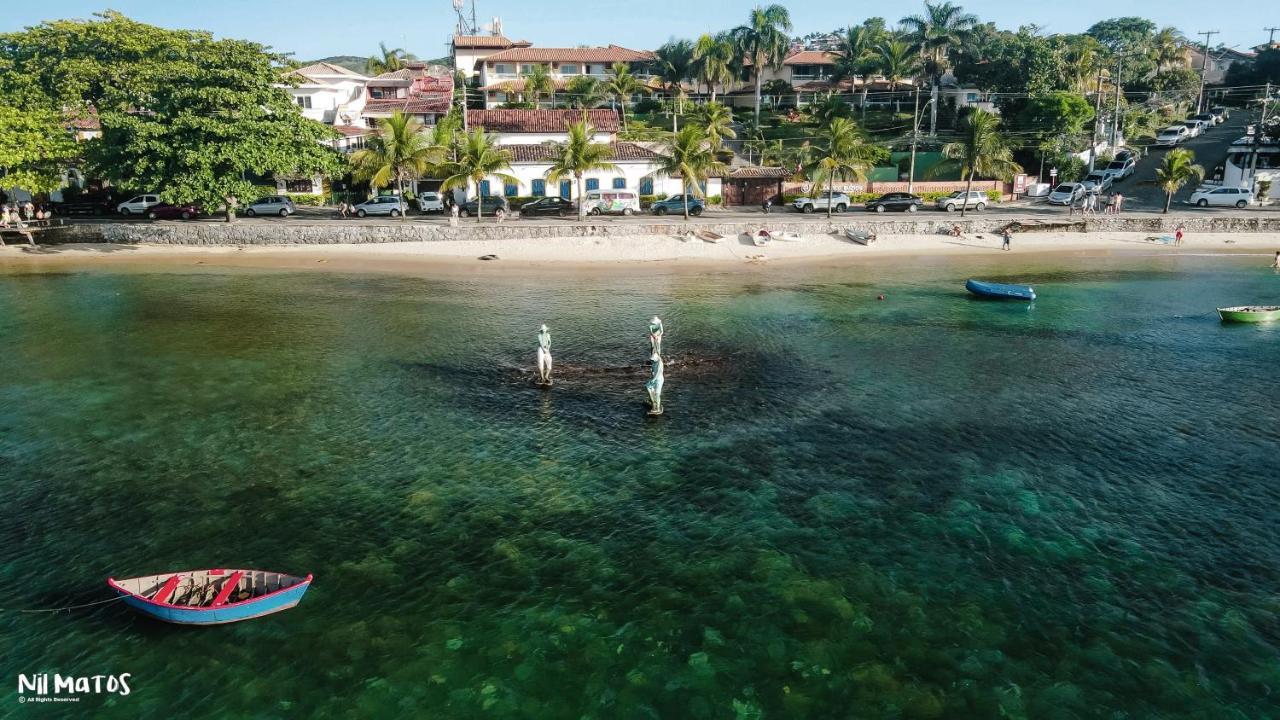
504 183 518 197
560 180 572 198
532 179 546 196
640 177 653 195
612 177 626 189
479 180 491 197
585 178 599 191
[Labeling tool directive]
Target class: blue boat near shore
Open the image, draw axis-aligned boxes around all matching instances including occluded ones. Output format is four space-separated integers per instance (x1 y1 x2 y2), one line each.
966 279 1036 301
108 569 312 625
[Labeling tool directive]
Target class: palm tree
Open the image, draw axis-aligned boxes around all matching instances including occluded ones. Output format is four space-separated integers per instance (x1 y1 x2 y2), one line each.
1155 148 1204 213
1151 27 1189 74
693 33 736 102
522 64 554 107
695 101 737 151
732 4 793 125
368 42 416 75
655 126 728 220
832 25 884 111
604 63 648 132
350 111 444 220
875 39 920 113
565 76 605 109
438 129 518 222
761 79 793 110
808 118 877 218
545 119 619 221
900 1 977 135
932 109 1021 217
655 39 695 113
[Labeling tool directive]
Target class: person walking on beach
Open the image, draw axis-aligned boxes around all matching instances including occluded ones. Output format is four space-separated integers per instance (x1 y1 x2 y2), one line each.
1001 227 1012 251
1174 224 1185 246
1114 192 1124 214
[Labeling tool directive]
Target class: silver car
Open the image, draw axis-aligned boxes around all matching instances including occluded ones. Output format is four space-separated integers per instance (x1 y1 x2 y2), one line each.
935 190 988 212
243 195 296 217
352 196 408 217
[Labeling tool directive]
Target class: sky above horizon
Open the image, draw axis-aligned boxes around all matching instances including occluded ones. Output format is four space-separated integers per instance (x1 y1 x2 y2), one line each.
0 1 1271 61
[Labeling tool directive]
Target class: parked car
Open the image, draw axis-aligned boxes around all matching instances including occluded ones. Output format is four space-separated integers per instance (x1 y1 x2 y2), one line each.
117 193 162 215
650 194 704 216
1102 157 1137 182
243 195 296 217
1180 120 1204 138
415 192 444 213
1114 149 1136 163
1154 126 1189 147
1081 171 1113 193
520 196 577 217
792 191 850 213
864 192 924 213
1189 186 1253 208
1210 106 1229 123
1047 183 1085 206
352 196 408 217
582 189 640 216
935 190 988 212
146 203 202 220
458 196 509 217
1192 112 1218 128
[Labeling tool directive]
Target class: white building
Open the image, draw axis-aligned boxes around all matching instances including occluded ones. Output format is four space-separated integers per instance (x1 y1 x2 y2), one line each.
283 62 369 127
452 34 531 79
361 63 454 128
476 45 654 108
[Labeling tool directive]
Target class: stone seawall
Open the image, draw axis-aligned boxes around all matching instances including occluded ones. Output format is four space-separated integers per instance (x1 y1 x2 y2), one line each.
52 215 1280 246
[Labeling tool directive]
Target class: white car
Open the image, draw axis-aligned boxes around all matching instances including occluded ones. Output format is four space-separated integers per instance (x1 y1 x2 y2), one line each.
243 195 296 217
1047 183 1084 206
1102 158 1136 182
1082 172 1113 193
415 192 444 213
117 194 162 215
352 196 407 217
1189 186 1253 208
1155 126 1188 147
792 191 851 213
1181 120 1204 138
934 190 988 212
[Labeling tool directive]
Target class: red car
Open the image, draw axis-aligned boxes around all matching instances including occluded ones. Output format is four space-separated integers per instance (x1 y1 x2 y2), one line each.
146 203 201 220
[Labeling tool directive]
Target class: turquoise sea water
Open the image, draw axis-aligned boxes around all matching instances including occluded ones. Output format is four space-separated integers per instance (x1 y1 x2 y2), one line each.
1 255 1278 719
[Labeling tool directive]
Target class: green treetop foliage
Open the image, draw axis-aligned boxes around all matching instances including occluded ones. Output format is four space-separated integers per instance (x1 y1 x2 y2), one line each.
0 106 79 194
0 12 342 216
1012 92 1095 142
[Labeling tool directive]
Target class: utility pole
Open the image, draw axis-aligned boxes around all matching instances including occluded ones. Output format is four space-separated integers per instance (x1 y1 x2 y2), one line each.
1266 27 1280 46
1248 81 1273 192
1110 54 1125 150
908 88 921 193
1196 30 1219 114
1087 68 1106 172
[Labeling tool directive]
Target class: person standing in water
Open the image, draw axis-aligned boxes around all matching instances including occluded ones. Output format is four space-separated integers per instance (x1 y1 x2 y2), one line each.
1175 224 1185 246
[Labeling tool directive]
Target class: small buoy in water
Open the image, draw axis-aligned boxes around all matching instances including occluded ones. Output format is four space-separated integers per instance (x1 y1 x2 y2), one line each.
877 294 885 301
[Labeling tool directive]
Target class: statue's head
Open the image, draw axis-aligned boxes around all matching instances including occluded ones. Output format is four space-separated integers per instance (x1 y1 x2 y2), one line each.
650 316 662 329
540 324 548 332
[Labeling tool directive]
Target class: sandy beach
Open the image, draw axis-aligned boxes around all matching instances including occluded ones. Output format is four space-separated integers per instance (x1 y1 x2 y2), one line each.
2 231 1278 274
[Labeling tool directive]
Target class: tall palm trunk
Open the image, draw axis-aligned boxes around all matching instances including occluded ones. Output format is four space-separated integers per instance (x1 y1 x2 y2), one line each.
827 174 835 219
753 65 764 124
397 175 406 221
577 174 586 222
476 179 483 223
620 97 628 132
1164 191 1172 213
683 182 690 221
961 169 973 218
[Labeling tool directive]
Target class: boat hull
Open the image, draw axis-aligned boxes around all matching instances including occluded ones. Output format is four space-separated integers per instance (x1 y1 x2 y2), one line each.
109 572 311 625
1218 306 1280 323
966 279 1036 301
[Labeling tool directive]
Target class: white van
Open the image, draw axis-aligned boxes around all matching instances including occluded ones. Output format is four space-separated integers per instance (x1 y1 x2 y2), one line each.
582 190 639 216
1154 126 1188 147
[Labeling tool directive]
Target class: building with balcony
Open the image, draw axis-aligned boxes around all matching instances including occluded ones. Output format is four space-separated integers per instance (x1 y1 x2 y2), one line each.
361 63 455 128
476 45 654 107
452 33 531 79
283 62 370 127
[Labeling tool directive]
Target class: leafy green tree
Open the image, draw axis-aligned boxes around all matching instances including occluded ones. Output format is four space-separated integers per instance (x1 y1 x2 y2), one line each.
439 129 517 222
808 93 853 126
350 111 445 219
901 1 978 134
1012 92 1094 148
1085 17 1159 85
694 101 737 151
932 109 1021 216
654 40 695 114
368 42 415 75
604 63 648 132
762 79 794 109
874 39 921 112
832 24 885 110
565 76 606 109
0 106 79 195
1155 148 1203 213
693 33 736 103
655 126 727 220
545 119 618 221
731 4 793 124
521 64 554 107
807 118 880 218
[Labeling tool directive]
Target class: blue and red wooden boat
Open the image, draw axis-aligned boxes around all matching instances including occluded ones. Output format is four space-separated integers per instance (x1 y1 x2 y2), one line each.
107 569 312 625
965 279 1036 301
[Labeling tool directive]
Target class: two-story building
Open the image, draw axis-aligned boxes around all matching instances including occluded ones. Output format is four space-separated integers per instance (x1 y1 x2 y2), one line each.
452 33 532 79
361 62 455 128
283 62 370 127
476 46 654 107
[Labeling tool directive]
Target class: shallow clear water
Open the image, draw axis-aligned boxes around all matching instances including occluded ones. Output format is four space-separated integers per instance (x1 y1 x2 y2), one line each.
1 256 1278 719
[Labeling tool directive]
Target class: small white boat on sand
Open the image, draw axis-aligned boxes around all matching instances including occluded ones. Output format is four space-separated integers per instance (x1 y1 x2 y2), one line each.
845 228 877 245
748 230 772 247
695 229 725 243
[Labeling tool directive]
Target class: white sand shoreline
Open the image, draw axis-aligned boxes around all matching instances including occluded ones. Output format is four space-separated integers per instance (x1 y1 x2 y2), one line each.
2 231 1278 274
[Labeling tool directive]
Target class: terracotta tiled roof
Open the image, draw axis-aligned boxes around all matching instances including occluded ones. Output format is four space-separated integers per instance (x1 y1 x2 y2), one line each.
503 142 658 163
364 96 451 115
68 114 101 131
289 62 369 79
331 125 370 137
484 45 654 64
372 65 452 81
467 109 620 133
783 50 841 66
728 166 790 178
453 34 531 49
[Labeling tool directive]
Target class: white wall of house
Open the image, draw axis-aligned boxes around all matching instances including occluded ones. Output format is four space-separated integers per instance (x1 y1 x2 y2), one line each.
462 163 719 199
489 131 615 146
286 80 367 126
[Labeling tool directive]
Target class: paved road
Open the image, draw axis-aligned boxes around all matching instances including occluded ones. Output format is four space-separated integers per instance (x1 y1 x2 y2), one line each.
1118 110 1257 212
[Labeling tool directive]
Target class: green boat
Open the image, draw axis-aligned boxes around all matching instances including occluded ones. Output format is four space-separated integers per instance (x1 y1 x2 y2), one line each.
1217 306 1280 323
